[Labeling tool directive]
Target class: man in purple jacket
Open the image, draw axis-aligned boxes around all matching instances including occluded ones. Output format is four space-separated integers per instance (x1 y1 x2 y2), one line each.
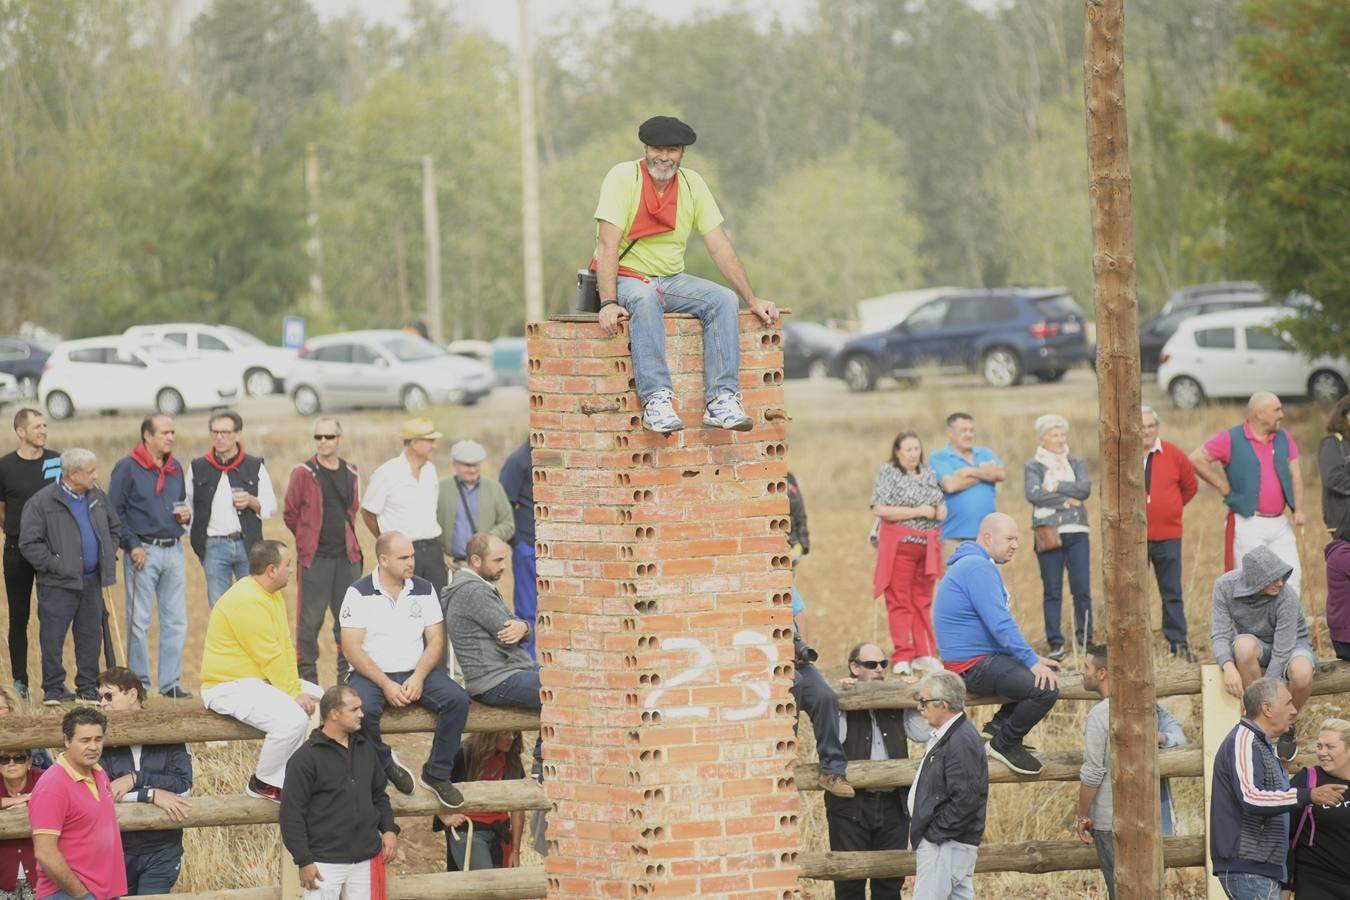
283 418 362 683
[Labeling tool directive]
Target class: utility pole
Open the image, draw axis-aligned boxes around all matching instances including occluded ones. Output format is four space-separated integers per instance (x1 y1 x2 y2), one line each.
517 0 545 325
422 155 444 344
304 143 325 315
393 221 411 324
1084 1 1162 898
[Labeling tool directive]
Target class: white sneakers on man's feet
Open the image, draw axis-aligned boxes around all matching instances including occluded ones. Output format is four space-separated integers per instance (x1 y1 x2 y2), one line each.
641 390 684 433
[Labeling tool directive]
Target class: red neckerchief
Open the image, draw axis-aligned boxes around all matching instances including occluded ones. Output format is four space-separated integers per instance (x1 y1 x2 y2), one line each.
205 443 246 475
627 159 679 240
128 444 180 496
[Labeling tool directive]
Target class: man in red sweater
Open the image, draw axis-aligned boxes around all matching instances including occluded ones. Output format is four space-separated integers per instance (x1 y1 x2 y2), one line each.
1143 405 1198 659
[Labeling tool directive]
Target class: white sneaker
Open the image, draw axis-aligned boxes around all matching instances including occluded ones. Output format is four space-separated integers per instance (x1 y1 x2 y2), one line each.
912 656 943 675
892 661 913 676
641 390 684 434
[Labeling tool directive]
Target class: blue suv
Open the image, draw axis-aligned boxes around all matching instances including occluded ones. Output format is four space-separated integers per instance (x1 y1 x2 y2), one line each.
830 288 1091 390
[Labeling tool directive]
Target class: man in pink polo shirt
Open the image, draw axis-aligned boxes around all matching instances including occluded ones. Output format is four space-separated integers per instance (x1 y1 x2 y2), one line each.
1191 391 1306 593
27 707 126 900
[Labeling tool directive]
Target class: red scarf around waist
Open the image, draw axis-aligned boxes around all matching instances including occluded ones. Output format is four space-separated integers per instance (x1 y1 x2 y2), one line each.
872 519 942 597
205 444 246 475
369 851 387 900
128 444 180 495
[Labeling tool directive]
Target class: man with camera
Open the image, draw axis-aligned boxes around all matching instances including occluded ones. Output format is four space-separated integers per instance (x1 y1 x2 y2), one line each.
591 115 779 434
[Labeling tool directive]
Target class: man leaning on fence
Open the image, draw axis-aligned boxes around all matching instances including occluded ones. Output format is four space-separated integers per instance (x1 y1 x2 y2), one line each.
280 685 398 900
199 540 322 804
96 666 192 896
1210 678 1346 900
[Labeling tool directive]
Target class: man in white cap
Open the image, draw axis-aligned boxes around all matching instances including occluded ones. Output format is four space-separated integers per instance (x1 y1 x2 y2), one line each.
362 418 447 592
592 115 779 435
438 440 513 573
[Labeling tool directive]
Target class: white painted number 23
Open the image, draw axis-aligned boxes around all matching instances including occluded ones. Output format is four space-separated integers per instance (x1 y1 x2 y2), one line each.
644 631 778 721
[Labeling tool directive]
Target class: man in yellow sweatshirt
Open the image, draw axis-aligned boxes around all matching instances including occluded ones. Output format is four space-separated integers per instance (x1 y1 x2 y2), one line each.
200 539 321 802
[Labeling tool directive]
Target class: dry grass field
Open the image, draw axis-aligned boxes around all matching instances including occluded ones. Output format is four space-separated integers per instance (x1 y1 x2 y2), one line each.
2 367 1340 898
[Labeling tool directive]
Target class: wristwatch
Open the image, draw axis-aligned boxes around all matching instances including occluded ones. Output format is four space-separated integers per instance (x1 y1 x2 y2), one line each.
599 298 619 307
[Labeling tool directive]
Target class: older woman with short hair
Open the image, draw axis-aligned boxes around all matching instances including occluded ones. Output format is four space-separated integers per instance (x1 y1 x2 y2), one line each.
1024 414 1094 660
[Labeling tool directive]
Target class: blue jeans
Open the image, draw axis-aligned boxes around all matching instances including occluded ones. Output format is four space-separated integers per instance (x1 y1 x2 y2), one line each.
511 541 539 661
960 653 1059 744
124 544 187 693
616 272 741 403
789 662 847 777
1147 538 1187 648
349 667 469 781
125 842 183 895
1038 531 1093 647
203 536 249 607
477 668 543 761
1216 871 1281 899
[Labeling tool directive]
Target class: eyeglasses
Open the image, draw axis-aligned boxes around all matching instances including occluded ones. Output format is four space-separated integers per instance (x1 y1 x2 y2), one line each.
916 697 943 709
0 754 29 764
853 660 887 670
210 429 236 436
98 691 116 702
313 434 338 441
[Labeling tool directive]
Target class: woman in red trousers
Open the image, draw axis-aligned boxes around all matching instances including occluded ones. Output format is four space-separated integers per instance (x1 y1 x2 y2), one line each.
870 431 946 676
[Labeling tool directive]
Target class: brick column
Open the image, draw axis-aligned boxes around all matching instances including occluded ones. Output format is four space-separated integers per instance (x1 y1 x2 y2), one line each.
526 312 802 899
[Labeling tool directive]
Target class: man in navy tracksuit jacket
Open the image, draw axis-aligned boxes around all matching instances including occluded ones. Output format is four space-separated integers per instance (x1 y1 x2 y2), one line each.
1210 678 1346 898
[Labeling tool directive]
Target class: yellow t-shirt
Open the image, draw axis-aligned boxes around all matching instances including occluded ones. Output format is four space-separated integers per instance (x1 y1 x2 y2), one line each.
199 576 302 696
593 160 724 277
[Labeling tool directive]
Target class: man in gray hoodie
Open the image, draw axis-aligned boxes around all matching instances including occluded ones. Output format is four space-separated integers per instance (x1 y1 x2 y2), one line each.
1210 545 1317 761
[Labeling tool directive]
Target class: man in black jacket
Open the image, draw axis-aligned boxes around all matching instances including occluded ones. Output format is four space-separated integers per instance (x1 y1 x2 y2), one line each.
280 685 399 899
18 448 121 704
97 666 193 896
909 670 986 900
827 642 914 899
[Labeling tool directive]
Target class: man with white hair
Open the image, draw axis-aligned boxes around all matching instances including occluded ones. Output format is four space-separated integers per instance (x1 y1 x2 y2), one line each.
18 448 121 705
1142 405 1198 659
1192 391 1305 593
909 670 986 900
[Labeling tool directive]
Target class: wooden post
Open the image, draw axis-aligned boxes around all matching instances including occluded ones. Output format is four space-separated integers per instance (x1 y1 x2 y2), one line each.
1084 1 1161 897
516 0 545 325
1201 664 1241 900
421 155 444 345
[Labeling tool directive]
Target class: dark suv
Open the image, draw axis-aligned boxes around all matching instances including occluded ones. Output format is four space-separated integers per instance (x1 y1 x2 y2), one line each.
830 288 1090 390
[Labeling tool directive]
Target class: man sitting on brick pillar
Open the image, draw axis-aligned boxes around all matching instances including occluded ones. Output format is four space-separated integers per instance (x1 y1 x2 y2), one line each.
593 115 779 434
443 532 543 770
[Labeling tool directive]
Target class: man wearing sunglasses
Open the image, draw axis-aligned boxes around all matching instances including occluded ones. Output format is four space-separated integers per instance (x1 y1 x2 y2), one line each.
827 642 926 900
284 419 363 684
96 666 192 896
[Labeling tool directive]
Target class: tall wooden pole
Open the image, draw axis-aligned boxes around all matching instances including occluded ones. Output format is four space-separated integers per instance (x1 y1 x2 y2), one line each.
303 143 325 316
1084 1 1162 897
517 0 545 325
421 155 444 344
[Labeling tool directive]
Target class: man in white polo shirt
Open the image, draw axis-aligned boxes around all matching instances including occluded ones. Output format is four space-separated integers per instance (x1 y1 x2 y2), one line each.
340 530 469 810
361 418 447 592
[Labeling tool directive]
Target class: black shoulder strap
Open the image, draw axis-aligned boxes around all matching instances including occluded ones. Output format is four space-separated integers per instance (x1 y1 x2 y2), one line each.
455 478 478 534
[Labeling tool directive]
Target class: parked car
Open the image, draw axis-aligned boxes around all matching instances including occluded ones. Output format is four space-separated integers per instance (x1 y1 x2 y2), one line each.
1157 307 1348 409
0 373 18 408
1134 294 1275 374
288 330 494 414
0 336 55 401
830 287 1090 390
782 321 843 379
123 323 297 396
1160 280 1264 313
446 339 493 363
39 337 239 419
490 337 527 388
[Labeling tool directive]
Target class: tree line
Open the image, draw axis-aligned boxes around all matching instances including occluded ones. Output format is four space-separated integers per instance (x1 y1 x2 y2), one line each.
0 0 1342 357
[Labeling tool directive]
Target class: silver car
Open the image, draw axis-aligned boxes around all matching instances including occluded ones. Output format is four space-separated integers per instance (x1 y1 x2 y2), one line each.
289 330 495 414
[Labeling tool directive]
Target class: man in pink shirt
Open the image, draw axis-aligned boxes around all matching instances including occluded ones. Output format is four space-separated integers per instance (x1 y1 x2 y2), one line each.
1191 391 1305 593
27 707 126 900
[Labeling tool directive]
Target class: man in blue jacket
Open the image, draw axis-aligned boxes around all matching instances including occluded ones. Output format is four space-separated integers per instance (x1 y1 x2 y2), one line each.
98 666 193 896
1210 678 1345 898
933 512 1060 775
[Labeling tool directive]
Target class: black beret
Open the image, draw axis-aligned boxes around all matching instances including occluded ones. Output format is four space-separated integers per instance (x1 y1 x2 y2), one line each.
638 116 697 147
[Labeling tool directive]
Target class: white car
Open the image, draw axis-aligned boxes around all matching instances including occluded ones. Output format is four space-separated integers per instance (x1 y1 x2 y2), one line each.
288 330 494 414
39 337 239 419
124 323 297 396
1157 306 1349 409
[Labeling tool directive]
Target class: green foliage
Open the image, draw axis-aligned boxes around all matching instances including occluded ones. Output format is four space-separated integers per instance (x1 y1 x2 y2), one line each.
1199 0 1349 358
